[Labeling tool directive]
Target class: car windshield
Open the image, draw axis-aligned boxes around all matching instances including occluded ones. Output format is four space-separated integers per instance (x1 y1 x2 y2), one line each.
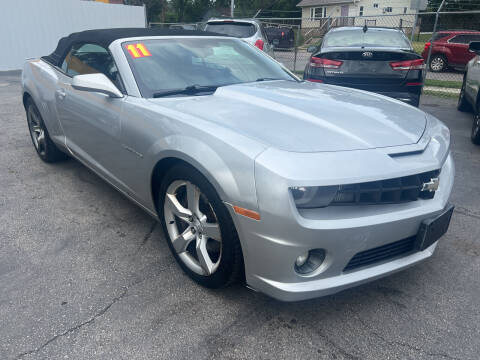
323 29 411 48
123 38 295 98
205 22 256 38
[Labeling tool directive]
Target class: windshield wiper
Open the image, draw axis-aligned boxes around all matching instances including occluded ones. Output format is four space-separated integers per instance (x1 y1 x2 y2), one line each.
153 84 218 98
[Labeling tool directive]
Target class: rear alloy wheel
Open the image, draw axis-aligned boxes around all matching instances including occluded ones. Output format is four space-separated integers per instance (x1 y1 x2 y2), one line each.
26 99 67 163
472 108 480 145
429 55 447 72
457 76 471 112
159 164 243 288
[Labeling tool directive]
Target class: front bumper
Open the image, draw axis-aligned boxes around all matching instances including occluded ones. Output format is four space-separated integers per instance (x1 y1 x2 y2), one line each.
229 149 454 302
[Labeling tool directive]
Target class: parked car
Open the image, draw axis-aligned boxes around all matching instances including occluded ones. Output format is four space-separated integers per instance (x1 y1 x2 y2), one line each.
264 27 295 49
204 18 274 57
22 28 454 301
422 30 480 72
169 24 197 30
304 26 425 107
457 41 480 144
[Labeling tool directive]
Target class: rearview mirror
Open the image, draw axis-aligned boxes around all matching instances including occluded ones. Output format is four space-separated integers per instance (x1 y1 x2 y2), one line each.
307 46 318 53
469 42 480 54
72 73 123 98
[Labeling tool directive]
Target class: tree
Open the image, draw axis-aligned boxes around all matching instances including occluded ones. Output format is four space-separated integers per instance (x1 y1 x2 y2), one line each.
124 0 165 22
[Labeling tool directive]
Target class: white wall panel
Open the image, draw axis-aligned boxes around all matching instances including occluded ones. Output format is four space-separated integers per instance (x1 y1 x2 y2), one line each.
0 0 145 70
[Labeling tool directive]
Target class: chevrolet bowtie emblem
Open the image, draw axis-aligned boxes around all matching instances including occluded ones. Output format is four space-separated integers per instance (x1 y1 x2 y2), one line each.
421 177 439 192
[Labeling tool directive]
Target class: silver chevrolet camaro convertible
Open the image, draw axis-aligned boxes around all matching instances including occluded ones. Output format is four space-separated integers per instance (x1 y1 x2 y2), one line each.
22 28 454 301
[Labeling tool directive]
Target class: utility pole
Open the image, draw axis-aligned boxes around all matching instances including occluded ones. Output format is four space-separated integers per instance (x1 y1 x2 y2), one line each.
410 10 418 42
424 0 446 79
230 0 234 17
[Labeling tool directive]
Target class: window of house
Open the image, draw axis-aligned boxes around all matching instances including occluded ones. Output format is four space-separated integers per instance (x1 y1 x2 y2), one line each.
310 7 327 18
359 6 364 16
403 7 407 13
384 7 392 12
373 3 379 8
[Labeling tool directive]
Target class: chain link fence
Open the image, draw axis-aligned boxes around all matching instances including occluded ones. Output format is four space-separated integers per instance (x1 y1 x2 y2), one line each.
150 10 480 99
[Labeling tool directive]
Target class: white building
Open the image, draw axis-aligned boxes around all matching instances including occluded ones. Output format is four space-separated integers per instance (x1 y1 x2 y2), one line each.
297 0 416 29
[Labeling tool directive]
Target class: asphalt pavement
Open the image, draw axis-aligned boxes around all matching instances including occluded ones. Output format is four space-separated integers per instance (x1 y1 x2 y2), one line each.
1 71 479 360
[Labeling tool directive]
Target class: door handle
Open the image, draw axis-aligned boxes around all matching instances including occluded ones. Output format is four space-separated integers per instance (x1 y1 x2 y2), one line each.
56 88 66 100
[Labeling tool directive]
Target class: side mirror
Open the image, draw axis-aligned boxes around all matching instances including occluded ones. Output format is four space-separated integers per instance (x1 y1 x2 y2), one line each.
469 41 480 54
307 46 318 53
72 73 123 98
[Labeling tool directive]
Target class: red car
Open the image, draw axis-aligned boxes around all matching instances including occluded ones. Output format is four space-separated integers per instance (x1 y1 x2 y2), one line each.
422 30 480 72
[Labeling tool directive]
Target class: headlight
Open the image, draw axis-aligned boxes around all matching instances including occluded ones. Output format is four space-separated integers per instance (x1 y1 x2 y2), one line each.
290 186 338 208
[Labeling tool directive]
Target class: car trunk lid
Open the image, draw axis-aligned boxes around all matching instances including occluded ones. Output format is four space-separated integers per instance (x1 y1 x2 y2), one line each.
315 48 422 86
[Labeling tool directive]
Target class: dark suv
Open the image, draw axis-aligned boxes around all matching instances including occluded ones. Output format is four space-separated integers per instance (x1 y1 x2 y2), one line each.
421 30 480 72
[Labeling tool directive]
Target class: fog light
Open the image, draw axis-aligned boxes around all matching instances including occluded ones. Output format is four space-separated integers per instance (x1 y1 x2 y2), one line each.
294 249 326 275
295 253 309 267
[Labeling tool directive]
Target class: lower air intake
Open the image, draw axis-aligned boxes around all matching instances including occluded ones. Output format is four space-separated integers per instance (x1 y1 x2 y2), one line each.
344 236 416 272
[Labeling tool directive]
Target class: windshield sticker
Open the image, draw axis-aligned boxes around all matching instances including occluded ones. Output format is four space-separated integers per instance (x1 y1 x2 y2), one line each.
126 43 152 58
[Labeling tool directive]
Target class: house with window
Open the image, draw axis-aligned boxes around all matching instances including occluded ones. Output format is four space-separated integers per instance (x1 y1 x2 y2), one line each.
297 0 416 30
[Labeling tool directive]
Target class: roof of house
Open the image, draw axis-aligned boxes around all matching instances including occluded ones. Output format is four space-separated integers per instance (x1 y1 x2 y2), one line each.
297 0 353 7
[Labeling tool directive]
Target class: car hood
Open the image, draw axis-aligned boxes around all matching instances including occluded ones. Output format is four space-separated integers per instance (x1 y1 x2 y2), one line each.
147 80 426 153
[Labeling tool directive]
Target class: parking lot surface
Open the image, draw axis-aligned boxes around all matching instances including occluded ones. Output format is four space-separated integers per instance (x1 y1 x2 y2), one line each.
1 71 479 360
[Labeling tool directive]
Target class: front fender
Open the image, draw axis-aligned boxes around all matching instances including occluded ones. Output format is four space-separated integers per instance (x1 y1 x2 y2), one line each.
146 134 263 212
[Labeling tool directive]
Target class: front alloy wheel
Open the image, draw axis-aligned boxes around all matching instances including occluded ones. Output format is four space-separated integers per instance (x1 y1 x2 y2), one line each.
159 164 243 288
164 180 222 276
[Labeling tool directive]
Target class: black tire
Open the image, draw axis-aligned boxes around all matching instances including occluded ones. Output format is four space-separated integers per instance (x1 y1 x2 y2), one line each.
472 104 480 145
26 98 68 163
457 76 472 112
158 163 244 288
429 54 447 72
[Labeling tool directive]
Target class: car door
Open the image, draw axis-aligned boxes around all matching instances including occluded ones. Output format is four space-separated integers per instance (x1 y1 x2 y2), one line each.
465 54 480 102
447 35 471 65
56 43 128 188
447 35 468 65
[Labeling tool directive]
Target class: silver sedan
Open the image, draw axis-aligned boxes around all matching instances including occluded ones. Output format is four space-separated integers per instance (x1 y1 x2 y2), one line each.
22 30 454 301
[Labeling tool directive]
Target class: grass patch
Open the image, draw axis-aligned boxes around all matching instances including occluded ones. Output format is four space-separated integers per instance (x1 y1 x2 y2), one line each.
414 33 432 43
412 41 425 55
423 90 458 98
424 79 462 89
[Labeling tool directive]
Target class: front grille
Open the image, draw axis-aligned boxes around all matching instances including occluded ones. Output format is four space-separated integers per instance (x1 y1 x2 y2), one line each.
344 236 416 272
331 169 440 206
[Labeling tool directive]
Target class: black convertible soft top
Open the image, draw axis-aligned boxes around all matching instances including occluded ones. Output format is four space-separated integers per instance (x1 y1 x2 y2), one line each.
42 27 226 67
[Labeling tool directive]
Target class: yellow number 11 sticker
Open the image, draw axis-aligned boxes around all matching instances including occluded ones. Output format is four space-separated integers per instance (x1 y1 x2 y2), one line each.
126 43 152 58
